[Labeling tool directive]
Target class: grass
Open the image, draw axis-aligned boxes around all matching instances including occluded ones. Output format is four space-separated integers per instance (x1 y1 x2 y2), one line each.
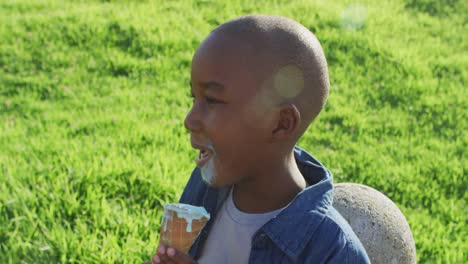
0 0 466 263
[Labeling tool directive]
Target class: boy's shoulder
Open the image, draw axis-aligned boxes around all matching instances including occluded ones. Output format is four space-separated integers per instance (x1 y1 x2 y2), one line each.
303 205 371 263
258 184 369 263
179 146 370 262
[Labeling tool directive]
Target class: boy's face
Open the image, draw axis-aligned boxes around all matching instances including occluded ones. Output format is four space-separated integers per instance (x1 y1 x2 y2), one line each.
185 33 275 187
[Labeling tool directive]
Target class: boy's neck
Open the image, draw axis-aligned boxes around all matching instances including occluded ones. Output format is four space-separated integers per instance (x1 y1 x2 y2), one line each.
232 151 307 214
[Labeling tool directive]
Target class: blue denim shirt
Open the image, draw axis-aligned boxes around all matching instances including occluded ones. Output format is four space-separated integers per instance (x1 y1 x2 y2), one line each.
179 146 370 263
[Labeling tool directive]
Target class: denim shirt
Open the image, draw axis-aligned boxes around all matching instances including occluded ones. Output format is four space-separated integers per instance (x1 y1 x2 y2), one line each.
179 146 370 264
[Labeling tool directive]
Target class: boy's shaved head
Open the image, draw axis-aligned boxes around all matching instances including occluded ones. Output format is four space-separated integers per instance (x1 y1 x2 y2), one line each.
210 15 330 138
187 15 328 187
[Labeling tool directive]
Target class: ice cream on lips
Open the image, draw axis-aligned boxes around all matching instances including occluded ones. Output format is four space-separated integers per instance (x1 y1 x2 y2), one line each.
195 143 217 185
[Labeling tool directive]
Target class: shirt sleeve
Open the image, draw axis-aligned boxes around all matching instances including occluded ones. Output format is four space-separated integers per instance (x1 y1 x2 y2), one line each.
324 208 370 264
346 240 371 264
324 235 370 264
303 213 371 264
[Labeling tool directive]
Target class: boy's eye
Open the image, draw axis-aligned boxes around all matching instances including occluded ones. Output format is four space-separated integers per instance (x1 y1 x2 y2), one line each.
189 93 224 105
206 97 221 104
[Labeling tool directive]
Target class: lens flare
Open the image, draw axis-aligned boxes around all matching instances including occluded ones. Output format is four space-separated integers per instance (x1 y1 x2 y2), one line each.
273 65 304 99
341 4 368 31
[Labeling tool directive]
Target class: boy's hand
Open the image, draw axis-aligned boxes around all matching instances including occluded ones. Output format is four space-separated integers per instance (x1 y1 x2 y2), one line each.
152 245 197 264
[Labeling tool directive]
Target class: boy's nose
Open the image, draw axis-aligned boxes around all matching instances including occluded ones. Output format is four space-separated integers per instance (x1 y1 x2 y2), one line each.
184 107 202 133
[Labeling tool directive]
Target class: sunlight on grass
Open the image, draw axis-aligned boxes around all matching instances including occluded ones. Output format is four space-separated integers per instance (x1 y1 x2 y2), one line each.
0 0 466 263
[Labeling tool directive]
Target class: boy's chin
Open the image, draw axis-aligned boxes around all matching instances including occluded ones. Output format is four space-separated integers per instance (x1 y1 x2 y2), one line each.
205 180 229 189
200 173 229 189
200 166 217 186
205 181 221 188
200 174 222 188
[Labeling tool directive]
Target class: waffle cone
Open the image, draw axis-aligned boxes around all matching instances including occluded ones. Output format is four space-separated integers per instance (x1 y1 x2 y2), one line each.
159 204 210 254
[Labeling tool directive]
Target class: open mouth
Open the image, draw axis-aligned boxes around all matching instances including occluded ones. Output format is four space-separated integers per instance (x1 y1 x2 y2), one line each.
196 147 214 168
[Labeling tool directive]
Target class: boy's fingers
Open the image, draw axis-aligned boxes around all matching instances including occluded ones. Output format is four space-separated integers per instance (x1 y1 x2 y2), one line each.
159 253 177 264
167 248 176 257
158 245 166 255
166 247 196 264
152 254 161 264
154 244 195 264
154 245 174 264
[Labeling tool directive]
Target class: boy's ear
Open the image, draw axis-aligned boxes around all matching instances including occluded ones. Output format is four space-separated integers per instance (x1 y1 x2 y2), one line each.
270 103 301 141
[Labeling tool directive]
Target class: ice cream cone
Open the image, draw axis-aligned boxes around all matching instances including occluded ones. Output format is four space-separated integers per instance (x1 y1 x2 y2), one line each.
159 203 210 254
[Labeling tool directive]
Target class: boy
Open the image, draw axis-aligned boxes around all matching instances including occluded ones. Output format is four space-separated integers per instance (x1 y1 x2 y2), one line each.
153 15 370 263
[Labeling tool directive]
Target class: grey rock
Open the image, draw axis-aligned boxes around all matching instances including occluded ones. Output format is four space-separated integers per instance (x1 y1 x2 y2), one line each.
333 183 416 264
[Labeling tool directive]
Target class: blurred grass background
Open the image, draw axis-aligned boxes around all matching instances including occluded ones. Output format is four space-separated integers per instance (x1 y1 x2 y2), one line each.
0 0 466 263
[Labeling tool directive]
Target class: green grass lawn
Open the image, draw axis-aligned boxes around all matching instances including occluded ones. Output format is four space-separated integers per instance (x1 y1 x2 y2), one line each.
0 0 466 263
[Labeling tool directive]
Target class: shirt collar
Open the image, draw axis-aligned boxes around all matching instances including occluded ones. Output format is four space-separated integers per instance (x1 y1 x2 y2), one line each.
260 146 334 259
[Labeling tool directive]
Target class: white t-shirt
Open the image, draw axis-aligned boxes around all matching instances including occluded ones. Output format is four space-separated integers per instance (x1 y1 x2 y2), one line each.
198 187 284 264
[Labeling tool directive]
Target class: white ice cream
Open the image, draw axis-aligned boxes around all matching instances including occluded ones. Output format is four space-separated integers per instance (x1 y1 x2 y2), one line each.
200 144 217 185
163 203 210 233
